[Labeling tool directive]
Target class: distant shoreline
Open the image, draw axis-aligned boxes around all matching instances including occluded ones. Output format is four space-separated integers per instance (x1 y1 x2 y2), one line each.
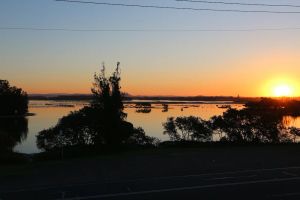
28 94 263 103
29 99 245 105
123 100 244 105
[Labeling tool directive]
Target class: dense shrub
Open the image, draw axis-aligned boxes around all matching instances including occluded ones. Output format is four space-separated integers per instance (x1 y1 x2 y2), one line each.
163 116 212 142
0 80 28 116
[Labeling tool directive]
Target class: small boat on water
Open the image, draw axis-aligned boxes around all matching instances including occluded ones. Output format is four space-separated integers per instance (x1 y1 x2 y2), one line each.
217 105 231 109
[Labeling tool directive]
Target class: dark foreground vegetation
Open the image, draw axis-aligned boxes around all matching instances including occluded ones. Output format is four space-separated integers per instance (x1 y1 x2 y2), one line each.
0 80 28 116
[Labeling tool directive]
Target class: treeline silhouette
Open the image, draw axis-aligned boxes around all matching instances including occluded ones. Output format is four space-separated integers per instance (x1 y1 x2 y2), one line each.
163 98 300 144
37 63 158 151
29 94 93 101
0 80 28 116
29 94 256 103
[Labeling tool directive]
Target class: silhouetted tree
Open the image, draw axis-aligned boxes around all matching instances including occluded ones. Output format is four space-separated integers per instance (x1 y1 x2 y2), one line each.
210 108 290 143
91 62 126 119
163 117 179 141
90 62 134 145
163 116 212 141
127 127 160 146
37 107 95 150
37 63 157 151
0 80 28 116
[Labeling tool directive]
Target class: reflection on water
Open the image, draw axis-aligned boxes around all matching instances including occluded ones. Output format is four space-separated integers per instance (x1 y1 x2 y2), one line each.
13 102 83 154
127 103 243 142
283 116 300 128
12 101 245 154
0 117 28 152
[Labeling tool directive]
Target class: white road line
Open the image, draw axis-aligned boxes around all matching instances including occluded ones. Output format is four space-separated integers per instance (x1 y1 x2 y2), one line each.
270 192 300 198
209 176 235 180
62 176 300 200
104 166 300 183
282 171 297 177
2 166 300 194
209 175 257 180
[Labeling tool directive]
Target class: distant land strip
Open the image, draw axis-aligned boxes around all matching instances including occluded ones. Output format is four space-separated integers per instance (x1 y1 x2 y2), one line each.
28 94 289 103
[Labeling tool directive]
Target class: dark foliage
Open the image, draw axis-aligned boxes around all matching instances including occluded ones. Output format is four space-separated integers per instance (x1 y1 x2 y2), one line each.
245 97 300 116
288 127 300 142
0 80 28 116
37 63 157 151
210 108 288 143
163 116 212 141
163 98 300 144
127 127 160 146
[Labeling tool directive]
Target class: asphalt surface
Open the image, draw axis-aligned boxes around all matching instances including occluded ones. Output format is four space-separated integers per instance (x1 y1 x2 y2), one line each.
0 146 300 200
2 166 300 199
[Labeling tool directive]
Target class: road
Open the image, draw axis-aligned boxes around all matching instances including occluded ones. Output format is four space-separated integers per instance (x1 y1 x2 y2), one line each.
2 146 300 199
2 166 300 199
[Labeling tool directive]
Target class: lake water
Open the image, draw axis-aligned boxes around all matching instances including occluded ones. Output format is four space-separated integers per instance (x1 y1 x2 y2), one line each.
11 100 245 154
8 101 300 153
10 101 243 153
0 99 297 154
9 100 300 154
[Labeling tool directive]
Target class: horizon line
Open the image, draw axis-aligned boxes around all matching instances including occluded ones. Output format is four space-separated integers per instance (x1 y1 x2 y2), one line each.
27 93 300 98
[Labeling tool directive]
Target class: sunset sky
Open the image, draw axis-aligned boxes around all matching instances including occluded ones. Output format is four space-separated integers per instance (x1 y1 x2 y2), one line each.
1 0 300 97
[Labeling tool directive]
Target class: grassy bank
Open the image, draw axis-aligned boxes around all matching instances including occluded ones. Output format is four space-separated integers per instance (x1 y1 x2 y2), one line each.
3 141 300 165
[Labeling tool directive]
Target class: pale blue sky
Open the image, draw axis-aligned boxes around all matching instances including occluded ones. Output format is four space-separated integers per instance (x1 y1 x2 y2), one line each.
1 0 300 96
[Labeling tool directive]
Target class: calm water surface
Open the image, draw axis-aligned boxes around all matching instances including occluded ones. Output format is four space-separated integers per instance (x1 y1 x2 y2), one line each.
13 101 245 154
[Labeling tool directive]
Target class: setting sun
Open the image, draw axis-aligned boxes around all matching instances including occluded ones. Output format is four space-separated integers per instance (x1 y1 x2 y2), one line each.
273 85 293 97
262 76 299 97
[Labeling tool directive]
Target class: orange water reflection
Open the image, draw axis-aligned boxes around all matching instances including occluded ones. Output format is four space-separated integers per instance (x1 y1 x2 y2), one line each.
282 116 300 128
14 103 83 154
126 104 243 140
14 101 243 154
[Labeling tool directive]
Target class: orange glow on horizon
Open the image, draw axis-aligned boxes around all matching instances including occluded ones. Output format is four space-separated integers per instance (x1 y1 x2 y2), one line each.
273 85 293 97
261 76 299 97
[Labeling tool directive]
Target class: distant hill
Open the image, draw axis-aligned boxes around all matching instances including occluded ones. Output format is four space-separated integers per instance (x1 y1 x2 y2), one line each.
29 94 92 101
